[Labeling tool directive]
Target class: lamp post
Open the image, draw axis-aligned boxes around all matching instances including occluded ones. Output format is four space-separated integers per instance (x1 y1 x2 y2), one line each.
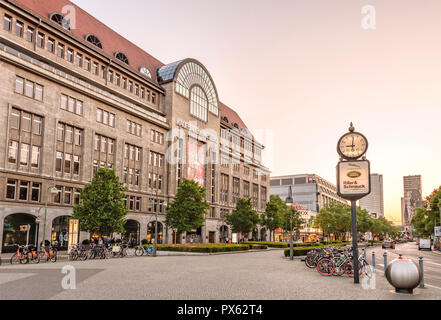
42 186 58 251
286 186 294 261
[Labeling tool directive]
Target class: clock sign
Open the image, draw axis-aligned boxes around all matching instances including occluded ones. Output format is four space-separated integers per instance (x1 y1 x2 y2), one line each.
337 125 368 160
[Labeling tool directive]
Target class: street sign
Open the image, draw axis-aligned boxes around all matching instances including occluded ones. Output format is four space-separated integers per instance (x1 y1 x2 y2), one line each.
20 225 29 231
337 160 371 200
435 227 441 237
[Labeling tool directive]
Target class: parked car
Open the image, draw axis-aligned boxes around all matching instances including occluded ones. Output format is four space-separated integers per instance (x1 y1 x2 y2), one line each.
418 238 432 251
382 240 395 249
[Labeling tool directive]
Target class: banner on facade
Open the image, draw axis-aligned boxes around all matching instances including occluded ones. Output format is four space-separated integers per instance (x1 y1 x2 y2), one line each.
68 219 79 252
435 227 441 237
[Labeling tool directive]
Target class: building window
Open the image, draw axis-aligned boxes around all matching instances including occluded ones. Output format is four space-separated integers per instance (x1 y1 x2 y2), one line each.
96 108 115 127
84 57 91 71
4 14 12 31
37 32 45 48
6 179 16 199
31 183 41 202
26 27 34 42
76 53 83 67
47 38 55 53
93 62 99 75
15 76 43 101
152 93 157 105
57 43 65 58
19 181 29 201
150 130 164 144
127 120 142 137
190 86 208 122
85 34 103 49
67 48 74 62
8 140 18 164
15 20 23 37
31 146 40 168
60 94 82 116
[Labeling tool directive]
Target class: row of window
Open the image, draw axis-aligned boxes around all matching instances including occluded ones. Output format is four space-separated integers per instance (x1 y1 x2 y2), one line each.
6 179 41 202
57 123 83 146
10 108 43 135
4 13 160 110
8 141 40 168
150 129 164 145
15 76 43 101
127 120 142 137
56 152 81 175
61 94 83 116
96 108 115 127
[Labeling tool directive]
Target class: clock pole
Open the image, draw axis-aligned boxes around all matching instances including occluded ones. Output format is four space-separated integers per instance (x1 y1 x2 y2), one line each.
336 122 371 284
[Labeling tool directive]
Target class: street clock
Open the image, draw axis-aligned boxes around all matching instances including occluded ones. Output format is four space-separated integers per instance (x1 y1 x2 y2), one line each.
337 123 368 160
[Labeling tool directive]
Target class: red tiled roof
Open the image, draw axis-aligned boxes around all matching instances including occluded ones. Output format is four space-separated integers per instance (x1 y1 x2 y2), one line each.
9 0 164 82
219 101 254 139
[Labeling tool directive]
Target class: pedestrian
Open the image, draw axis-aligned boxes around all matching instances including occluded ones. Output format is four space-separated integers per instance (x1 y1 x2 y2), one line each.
98 237 103 246
59 232 64 247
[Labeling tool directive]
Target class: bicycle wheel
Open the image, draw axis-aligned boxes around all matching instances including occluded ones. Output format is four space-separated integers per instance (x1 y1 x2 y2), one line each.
31 253 40 264
135 246 144 256
362 262 373 278
317 259 335 276
344 261 363 278
79 250 88 261
305 255 316 268
49 250 57 263
10 253 20 264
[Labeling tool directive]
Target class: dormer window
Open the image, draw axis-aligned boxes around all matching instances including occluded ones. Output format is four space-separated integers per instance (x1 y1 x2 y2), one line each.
232 123 239 129
85 34 103 49
139 66 152 79
114 51 129 65
49 13 71 31
221 116 229 123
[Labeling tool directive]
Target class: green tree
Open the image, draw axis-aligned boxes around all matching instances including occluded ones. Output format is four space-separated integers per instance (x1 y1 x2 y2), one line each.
165 179 210 243
314 202 351 240
226 198 261 239
262 195 285 241
282 207 304 235
411 186 441 237
72 168 128 237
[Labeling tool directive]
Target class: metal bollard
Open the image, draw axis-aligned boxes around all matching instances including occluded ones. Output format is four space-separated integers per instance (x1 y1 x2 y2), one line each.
383 252 387 276
419 257 424 288
372 251 376 273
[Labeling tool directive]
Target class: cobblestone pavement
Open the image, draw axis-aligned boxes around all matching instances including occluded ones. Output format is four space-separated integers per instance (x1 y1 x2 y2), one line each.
0 246 440 300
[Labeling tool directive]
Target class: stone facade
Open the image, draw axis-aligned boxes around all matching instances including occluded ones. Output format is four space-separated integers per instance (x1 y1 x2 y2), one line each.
0 0 270 251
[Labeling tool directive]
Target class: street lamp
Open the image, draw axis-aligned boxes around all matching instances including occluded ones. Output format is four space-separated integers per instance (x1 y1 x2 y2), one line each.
286 186 294 261
41 186 58 251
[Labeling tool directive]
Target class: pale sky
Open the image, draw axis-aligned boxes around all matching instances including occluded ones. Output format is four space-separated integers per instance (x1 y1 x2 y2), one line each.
72 0 441 224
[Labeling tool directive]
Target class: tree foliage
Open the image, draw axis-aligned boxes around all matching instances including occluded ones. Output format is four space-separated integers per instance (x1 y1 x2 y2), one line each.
72 168 128 236
226 198 261 235
314 202 400 240
262 195 286 241
282 207 304 233
165 179 210 240
411 185 441 236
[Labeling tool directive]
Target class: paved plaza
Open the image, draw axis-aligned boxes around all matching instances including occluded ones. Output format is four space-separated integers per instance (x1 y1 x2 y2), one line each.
1 244 440 300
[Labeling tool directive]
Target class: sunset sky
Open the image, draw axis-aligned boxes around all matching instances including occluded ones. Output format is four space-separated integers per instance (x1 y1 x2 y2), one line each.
72 0 441 224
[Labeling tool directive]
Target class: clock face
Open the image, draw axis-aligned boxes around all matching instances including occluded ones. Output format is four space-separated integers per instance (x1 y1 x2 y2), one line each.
338 132 368 159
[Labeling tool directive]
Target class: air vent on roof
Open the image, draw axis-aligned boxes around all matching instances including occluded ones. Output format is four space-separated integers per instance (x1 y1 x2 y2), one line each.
85 34 103 49
114 51 130 65
49 13 71 31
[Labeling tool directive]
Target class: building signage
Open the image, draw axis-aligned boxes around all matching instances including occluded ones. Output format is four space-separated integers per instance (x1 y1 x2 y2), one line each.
176 119 216 142
337 160 371 200
435 227 441 237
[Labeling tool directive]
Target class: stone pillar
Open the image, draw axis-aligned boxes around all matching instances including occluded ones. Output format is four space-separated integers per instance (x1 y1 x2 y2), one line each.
140 220 148 243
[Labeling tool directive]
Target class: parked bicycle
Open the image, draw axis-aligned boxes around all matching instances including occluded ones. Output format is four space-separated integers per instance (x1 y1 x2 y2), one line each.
40 245 57 263
134 245 153 257
10 245 40 264
110 242 128 258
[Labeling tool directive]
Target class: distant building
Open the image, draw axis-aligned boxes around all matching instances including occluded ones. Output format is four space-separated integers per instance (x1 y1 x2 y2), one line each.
401 175 424 233
359 174 384 218
270 174 348 213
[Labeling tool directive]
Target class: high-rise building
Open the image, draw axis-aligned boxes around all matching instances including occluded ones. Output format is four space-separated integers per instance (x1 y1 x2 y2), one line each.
0 0 270 252
359 174 384 218
401 175 424 231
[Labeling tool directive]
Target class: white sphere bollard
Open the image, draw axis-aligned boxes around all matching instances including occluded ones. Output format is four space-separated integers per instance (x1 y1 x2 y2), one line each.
385 256 422 294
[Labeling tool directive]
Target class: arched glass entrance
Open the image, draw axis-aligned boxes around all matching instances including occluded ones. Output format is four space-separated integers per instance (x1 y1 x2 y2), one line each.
124 220 140 245
51 216 70 250
147 222 163 244
2 213 37 253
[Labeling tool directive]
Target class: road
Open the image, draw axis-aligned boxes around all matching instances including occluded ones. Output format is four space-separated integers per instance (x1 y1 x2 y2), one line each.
365 241 441 291
1 245 441 300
